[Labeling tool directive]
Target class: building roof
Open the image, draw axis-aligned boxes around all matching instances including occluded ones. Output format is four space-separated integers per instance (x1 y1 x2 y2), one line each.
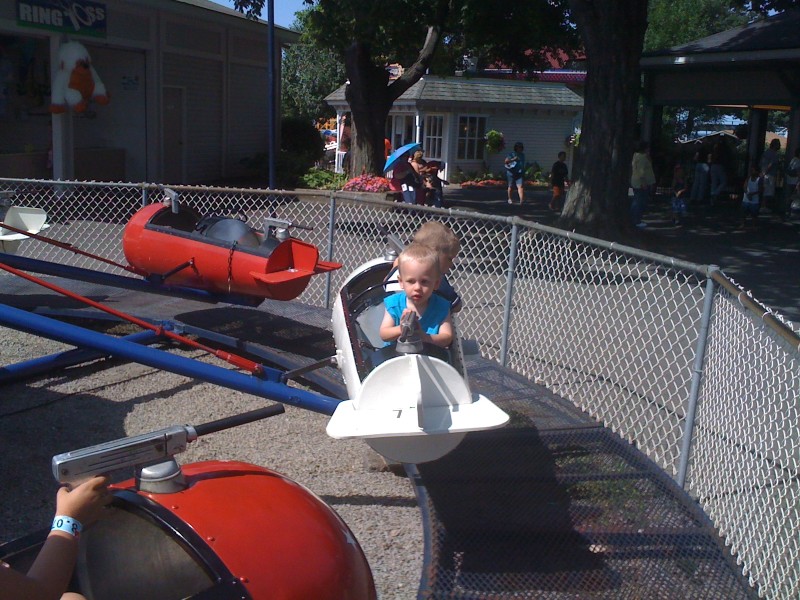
640 9 800 109
641 9 800 66
480 70 586 84
326 76 584 110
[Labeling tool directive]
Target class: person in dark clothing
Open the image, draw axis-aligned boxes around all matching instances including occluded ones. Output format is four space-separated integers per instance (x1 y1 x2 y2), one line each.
550 151 569 211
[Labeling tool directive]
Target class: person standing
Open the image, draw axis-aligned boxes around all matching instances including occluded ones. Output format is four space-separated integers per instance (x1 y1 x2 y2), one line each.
689 144 709 205
760 138 781 212
505 142 526 205
411 150 429 205
390 153 419 204
670 164 690 226
709 141 728 206
630 141 655 229
339 114 352 176
549 151 569 211
741 163 764 229
785 147 800 216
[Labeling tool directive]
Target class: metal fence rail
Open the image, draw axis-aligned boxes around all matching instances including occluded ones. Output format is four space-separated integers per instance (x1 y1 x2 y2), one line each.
1 178 798 599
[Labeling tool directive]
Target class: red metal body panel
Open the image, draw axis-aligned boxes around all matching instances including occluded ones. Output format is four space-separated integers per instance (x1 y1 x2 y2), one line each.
122 204 338 301
111 460 376 600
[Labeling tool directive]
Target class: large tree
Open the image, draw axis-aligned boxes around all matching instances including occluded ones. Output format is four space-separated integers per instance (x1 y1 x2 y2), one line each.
299 0 575 176
235 0 576 177
558 1 650 238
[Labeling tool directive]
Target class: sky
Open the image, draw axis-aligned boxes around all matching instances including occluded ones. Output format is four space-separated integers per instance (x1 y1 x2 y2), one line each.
211 0 307 29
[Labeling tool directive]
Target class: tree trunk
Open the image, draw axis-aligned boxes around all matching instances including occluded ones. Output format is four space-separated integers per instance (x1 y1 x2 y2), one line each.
344 42 393 177
560 1 649 240
342 17 446 177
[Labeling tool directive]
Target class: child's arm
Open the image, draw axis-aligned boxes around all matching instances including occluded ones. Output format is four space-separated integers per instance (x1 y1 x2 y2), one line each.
424 313 453 348
379 307 403 342
3 476 110 600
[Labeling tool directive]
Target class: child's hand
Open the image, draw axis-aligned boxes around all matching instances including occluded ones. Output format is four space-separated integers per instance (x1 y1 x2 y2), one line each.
56 476 111 527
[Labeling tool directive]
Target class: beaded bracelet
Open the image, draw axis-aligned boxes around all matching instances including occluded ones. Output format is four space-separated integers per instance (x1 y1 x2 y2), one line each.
51 516 82 538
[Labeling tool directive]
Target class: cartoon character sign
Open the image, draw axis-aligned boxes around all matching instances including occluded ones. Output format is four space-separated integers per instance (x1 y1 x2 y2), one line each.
49 41 109 114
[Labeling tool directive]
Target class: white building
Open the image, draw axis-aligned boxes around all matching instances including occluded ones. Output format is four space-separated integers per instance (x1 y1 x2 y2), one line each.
0 0 297 183
325 75 584 180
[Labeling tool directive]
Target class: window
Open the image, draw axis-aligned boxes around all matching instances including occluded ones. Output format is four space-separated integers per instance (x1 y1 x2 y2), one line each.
390 115 415 151
457 116 486 160
424 115 444 160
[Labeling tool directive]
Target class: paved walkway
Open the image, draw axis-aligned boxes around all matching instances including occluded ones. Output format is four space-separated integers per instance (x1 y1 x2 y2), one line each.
443 185 800 324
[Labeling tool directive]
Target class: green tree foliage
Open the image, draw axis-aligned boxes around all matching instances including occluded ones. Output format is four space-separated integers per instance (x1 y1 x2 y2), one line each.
645 0 748 51
281 17 345 123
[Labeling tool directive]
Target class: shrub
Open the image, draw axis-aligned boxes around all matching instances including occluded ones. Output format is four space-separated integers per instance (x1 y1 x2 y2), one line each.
281 117 324 165
239 150 309 189
301 167 347 190
238 118 325 188
449 167 467 184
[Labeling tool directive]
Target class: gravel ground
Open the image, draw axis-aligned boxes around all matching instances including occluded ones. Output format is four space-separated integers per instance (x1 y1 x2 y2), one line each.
0 324 422 599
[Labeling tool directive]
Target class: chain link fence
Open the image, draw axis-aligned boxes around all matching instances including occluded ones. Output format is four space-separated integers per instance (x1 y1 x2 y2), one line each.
1 178 797 599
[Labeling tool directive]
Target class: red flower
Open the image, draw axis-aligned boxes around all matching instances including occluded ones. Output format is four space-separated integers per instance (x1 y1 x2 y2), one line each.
343 175 392 193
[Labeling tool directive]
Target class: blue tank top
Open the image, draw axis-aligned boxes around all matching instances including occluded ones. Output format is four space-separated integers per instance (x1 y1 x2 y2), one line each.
384 292 450 335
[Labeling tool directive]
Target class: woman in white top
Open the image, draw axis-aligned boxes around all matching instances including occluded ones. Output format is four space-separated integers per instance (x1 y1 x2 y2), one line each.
741 163 764 228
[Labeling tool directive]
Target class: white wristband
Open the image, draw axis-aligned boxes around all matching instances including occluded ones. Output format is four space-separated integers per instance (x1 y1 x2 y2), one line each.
51 516 82 538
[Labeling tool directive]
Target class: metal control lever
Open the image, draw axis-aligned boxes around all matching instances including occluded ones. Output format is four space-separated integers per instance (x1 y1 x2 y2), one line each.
52 403 285 485
396 310 423 354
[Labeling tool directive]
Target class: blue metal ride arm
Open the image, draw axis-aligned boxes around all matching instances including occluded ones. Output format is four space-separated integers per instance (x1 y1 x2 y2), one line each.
0 252 262 307
0 330 158 384
0 303 342 416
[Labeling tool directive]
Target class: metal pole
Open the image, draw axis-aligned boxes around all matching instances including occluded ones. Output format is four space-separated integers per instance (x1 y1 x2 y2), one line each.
677 266 719 488
0 304 342 416
324 194 337 309
499 222 519 366
0 331 158 384
267 0 276 190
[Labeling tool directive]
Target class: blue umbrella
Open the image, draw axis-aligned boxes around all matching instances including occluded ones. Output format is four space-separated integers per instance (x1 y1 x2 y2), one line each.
383 142 421 173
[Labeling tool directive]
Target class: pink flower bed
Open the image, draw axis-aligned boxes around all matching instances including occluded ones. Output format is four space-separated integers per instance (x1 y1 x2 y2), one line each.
343 175 392 193
461 180 545 189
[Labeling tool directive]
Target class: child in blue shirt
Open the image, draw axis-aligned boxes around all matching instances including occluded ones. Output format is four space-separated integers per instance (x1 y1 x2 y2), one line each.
380 243 453 348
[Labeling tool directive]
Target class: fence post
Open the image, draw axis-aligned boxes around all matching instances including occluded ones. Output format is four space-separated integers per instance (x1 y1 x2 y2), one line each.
677 265 719 489
499 222 519 367
141 184 149 207
324 194 337 309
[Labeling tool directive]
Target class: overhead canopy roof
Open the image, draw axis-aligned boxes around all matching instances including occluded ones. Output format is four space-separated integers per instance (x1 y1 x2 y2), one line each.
640 9 800 109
